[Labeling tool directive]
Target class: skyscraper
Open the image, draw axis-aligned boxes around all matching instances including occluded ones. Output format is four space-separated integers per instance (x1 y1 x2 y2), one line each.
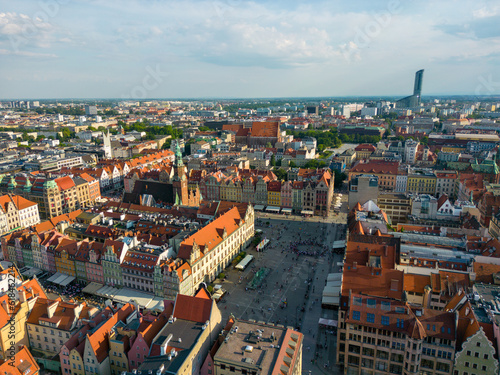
413 69 424 97
396 69 425 108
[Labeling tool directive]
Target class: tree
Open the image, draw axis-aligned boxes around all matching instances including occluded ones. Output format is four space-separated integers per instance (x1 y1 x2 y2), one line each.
270 154 276 166
334 170 347 188
265 142 272 148
289 161 297 168
274 168 287 181
420 136 429 146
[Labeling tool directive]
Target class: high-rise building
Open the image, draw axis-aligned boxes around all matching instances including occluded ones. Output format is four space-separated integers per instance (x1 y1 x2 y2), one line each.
85 104 97 115
413 69 424 97
306 105 319 115
396 69 424 108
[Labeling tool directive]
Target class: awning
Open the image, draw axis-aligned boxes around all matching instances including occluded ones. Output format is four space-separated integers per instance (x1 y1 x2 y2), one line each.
281 208 293 214
112 288 154 308
53 274 68 285
322 296 340 306
266 206 280 212
301 210 314 215
47 272 63 283
236 255 254 270
59 275 75 287
253 205 265 211
318 318 338 327
82 282 103 295
145 297 165 311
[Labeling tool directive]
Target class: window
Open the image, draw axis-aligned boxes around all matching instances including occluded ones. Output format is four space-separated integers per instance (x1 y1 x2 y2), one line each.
381 301 391 311
352 311 360 321
367 299 376 308
381 316 390 326
367 313 375 323
353 296 362 306
484 354 489 360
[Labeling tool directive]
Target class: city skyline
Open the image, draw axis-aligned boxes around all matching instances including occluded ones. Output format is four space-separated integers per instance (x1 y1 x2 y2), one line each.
1 0 500 99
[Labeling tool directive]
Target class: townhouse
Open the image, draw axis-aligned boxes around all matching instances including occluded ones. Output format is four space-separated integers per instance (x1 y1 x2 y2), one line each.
82 303 137 375
177 205 254 291
0 194 39 234
0 279 47 360
27 298 98 357
348 160 399 192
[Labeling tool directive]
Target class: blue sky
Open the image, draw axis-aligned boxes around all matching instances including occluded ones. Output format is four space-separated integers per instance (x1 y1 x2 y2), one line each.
1 0 499 99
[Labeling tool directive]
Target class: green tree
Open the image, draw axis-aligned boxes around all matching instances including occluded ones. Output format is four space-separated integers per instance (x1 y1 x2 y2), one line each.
289 161 297 168
274 168 287 181
334 170 347 188
265 142 272 148
270 154 276 166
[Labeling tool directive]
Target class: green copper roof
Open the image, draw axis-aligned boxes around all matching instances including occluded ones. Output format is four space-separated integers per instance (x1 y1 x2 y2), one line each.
7 176 16 189
43 179 58 189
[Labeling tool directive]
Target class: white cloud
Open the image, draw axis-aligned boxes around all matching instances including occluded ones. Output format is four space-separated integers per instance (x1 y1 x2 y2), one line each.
0 0 500 98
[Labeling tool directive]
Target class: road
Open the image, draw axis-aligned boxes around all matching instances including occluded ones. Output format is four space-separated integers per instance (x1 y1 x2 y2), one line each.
217 204 347 374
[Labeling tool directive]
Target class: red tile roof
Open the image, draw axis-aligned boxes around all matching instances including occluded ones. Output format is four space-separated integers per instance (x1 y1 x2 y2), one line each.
349 160 400 175
251 121 280 138
173 294 213 323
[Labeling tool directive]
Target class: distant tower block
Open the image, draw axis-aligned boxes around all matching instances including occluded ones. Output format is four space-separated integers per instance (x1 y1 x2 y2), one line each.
102 130 112 158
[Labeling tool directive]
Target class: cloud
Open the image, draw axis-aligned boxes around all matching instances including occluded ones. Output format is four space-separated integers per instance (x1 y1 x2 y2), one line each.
0 48 57 58
1 0 500 98
0 11 60 52
439 15 500 39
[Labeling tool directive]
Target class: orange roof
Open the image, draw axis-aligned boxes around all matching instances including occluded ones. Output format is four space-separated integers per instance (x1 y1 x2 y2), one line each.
27 298 86 331
349 160 400 175
79 173 97 183
341 264 404 300
9 195 37 210
354 143 376 152
0 346 39 375
251 121 280 138
173 294 213 323
0 194 36 211
474 262 500 284
195 287 211 300
87 303 135 363
403 274 431 294
345 239 397 269
18 278 47 300
55 176 76 191
178 207 243 261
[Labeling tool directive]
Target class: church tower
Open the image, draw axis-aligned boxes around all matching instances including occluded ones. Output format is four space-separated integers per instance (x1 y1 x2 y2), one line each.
172 141 189 206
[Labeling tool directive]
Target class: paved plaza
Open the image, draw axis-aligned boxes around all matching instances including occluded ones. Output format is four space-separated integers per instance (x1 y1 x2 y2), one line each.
218 204 347 375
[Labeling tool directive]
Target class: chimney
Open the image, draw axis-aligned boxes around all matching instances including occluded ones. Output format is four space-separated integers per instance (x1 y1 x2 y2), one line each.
19 290 26 303
47 301 59 319
353 262 357 270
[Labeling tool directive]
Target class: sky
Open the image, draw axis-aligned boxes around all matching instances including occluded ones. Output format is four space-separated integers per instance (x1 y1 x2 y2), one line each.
0 0 500 99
